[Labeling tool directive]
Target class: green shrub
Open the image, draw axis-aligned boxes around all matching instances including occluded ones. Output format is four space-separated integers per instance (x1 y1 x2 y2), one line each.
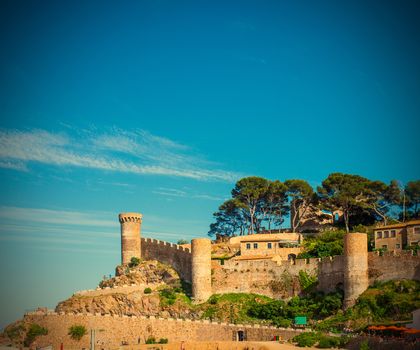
145 336 156 344
272 317 292 328
177 239 189 245
159 338 168 343
144 287 152 294
159 288 177 305
359 339 370 350
129 256 141 267
68 325 87 341
293 332 320 347
316 335 341 348
24 324 48 346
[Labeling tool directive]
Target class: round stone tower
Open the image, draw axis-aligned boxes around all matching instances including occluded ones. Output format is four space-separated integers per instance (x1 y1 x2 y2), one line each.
119 212 142 265
191 238 212 303
343 232 369 310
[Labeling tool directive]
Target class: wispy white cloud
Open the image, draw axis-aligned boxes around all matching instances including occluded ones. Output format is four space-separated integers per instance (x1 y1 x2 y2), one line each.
0 206 204 247
152 187 223 201
0 160 28 171
0 128 240 182
0 206 117 227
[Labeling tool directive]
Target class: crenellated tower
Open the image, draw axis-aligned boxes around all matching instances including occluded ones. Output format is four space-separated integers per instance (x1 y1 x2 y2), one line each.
119 212 142 265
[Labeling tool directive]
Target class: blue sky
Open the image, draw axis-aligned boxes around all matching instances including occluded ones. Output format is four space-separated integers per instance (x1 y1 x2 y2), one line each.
1 0 419 329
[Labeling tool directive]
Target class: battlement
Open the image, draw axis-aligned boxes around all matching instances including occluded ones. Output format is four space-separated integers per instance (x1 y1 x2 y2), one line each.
141 237 192 282
368 250 417 257
141 237 191 253
24 311 300 331
119 212 142 223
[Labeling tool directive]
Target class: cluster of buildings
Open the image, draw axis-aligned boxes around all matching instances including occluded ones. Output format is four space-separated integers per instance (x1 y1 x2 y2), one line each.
373 220 420 251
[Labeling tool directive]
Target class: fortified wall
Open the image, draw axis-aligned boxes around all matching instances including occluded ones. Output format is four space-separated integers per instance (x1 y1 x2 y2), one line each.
24 311 303 349
119 213 420 308
140 237 192 282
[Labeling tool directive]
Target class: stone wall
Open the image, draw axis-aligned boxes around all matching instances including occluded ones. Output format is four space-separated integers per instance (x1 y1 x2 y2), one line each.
139 236 420 303
317 256 345 293
211 257 319 298
141 238 192 282
368 250 420 283
24 312 304 349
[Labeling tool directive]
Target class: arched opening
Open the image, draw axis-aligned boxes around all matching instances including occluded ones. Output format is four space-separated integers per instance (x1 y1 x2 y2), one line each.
288 253 297 261
237 330 245 342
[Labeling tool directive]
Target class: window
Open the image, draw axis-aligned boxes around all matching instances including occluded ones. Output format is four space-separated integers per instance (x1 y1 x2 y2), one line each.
414 227 420 234
396 244 401 249
384 231 389 238
246 243 251 250
278 242 282 247
390 230 396 238
253 243 258 249
377 232 382 239
382 245 388 249
267 242 272 249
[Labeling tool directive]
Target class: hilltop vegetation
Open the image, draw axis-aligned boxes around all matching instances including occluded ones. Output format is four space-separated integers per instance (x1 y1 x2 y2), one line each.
317 279 420 332
208 175 420 237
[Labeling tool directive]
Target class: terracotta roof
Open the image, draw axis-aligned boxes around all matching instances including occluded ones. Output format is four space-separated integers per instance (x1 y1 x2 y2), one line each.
373 220 420 230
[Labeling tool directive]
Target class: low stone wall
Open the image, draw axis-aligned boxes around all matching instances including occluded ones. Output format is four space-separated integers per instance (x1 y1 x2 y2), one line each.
24 312 305 349
141 238 192 282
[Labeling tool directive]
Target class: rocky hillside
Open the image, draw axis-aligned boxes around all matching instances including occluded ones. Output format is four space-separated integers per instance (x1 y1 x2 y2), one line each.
55 260 202 319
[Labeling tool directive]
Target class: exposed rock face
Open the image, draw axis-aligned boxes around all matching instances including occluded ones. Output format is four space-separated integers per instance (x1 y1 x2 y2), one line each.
54 260 202 319
102 260 179 288
55 292 162 316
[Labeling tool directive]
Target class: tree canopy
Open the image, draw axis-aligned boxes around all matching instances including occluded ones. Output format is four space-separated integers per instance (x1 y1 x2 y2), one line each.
208 174 419 237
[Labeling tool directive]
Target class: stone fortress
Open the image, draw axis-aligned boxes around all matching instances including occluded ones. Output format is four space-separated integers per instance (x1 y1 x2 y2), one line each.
15 212 420 349
120 212 420 308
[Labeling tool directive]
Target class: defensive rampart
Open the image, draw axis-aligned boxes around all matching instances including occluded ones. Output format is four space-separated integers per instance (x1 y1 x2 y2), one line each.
140 238 192 282
24 312 305 349
368 250 420 283
212 257 319 298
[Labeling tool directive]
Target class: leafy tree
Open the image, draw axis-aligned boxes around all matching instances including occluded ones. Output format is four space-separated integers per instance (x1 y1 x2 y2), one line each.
285 179 315 232
406 180 420 218
365 180 401 225
68 325 87 341
231 176 270 234
298 231 345 258
261 180 289 232
208 199 248 237
318 173 372 232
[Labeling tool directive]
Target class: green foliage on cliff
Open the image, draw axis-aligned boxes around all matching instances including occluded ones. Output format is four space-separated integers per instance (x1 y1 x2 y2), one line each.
316 280 420 332
298 270 318 291
201 293 272 323
68 325 87 341
24 324 48 346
